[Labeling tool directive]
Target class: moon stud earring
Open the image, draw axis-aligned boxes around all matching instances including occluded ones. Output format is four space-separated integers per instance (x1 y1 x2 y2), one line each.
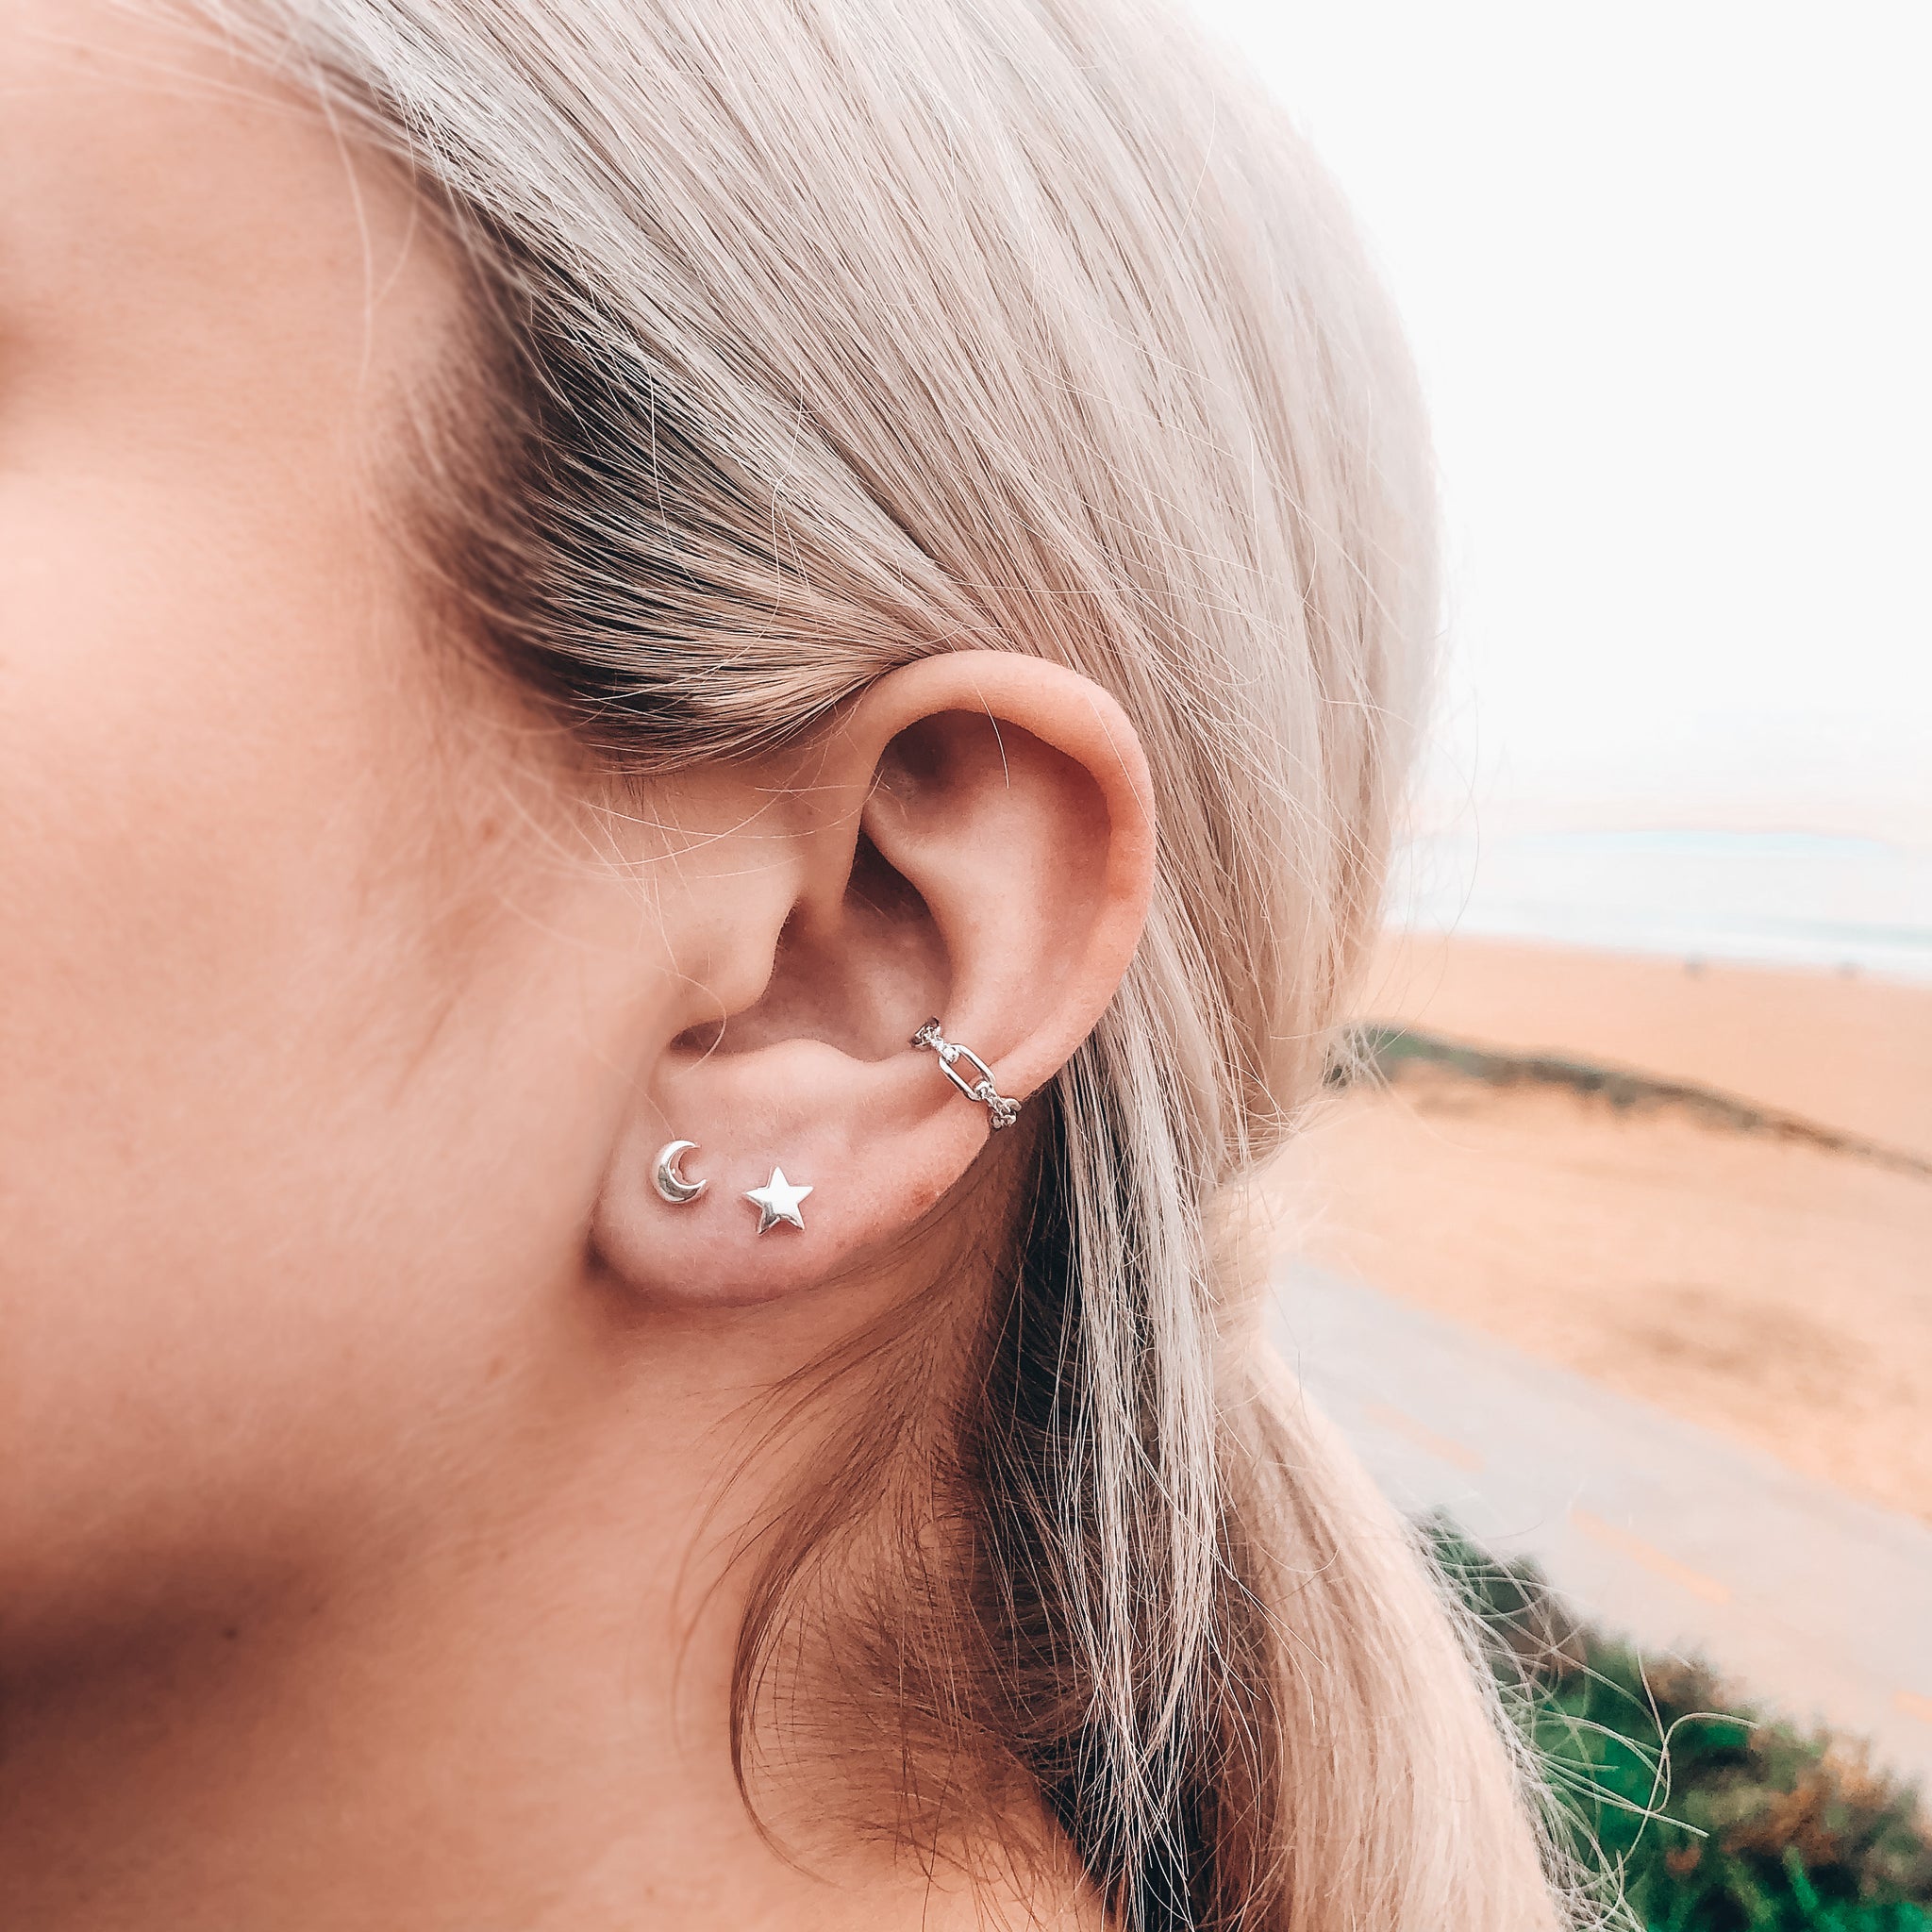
652 1140 708 1205
744 1167 812 1234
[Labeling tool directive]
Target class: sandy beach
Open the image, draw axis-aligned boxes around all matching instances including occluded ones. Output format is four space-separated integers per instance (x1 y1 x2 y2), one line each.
1274 934 1932 1524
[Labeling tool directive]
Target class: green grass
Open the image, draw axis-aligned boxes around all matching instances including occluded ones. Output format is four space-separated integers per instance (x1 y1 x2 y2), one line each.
1424 1516 1932 1930
1335 1024 1932 1179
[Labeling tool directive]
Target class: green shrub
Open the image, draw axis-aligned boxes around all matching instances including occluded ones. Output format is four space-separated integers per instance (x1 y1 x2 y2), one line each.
1424 1515 1932 1930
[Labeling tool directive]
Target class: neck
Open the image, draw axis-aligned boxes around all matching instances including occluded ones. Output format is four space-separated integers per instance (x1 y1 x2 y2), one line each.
0 1277 1089 1931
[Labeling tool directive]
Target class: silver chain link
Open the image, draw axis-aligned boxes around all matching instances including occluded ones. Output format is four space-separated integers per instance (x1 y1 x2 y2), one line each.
910 1019 1022 1129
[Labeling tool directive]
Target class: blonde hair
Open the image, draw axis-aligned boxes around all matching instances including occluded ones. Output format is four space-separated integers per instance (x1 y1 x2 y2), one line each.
199 0 1575 1923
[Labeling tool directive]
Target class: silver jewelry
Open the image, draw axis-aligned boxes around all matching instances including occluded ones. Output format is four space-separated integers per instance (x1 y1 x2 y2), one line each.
652 1140 708 1205
910 1019 1021 1130
744 1166 812 1233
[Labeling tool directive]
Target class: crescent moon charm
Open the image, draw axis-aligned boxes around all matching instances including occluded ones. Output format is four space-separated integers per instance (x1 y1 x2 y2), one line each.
652 1140 708 1206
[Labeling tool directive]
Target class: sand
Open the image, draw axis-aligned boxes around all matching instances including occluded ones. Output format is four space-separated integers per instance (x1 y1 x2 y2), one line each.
1360 932 1932 1161
1275 934 1932 1524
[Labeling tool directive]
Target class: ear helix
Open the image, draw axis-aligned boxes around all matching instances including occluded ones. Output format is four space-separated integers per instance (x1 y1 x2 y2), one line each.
648 1022 1017 1240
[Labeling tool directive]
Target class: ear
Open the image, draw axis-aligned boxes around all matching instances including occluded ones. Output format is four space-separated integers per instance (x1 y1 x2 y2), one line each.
591 651 1155 1307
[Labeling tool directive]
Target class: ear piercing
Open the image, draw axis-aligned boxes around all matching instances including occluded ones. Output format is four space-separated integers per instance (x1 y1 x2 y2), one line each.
652 1140 708 1204
743 1167 812 1233
653 1141 812 1233
657 1022 1012 1238
911 1019 1022 1130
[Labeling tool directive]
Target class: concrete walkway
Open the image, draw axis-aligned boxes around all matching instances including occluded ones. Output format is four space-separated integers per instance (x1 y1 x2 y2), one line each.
1274 1264 1932 1786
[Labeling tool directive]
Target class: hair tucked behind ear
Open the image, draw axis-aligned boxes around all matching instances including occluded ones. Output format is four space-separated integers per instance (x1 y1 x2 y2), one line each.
200 0 1582 1923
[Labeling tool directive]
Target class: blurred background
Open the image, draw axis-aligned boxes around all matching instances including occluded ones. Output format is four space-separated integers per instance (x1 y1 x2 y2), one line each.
1184 0 1932 1880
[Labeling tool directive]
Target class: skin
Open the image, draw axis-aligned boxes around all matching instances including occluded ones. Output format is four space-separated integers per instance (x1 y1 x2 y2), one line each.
0 5 1153 1927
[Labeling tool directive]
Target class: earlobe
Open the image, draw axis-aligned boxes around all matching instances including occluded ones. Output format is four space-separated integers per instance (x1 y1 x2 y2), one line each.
590 652 1154 1311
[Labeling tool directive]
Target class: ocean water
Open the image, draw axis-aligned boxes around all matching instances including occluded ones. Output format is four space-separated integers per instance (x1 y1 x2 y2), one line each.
1388 829 1932 985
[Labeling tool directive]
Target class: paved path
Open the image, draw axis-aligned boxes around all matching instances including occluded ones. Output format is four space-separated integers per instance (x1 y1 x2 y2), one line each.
1274 1265 1932 1786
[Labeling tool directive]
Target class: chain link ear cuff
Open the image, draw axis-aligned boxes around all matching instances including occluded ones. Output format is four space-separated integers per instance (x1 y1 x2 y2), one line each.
911 1019 1022 1130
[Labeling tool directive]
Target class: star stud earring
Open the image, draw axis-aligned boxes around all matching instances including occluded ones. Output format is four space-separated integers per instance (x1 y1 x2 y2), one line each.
744 1166 812 1234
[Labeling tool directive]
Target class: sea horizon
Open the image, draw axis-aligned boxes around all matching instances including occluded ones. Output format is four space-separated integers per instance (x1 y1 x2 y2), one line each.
1387 826 1932 986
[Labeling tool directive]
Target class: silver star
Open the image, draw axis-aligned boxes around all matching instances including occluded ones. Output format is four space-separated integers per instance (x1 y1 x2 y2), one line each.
744 1166 812 1234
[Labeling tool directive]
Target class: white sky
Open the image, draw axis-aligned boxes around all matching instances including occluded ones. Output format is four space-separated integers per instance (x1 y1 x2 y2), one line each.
1184 0 1932 842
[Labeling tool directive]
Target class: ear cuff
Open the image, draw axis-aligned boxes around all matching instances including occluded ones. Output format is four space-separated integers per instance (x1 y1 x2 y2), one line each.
910 1019 1022 1130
